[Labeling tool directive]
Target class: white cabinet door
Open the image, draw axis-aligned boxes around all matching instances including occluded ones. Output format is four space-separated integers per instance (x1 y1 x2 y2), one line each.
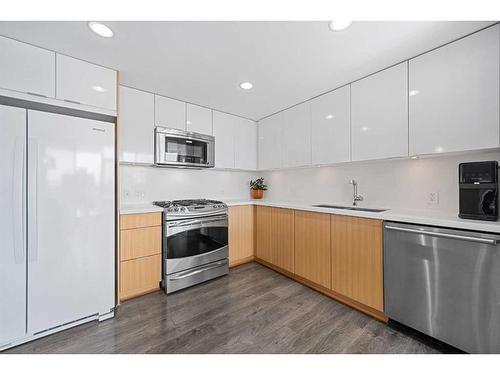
0 36 55 98
311 85 351 164
119 86 155 164
0 105 27 347
409 25 500 155
234 116 257 170
27 111 115 334
186 103 212 135
351 62 408 161
155 95 186 130
56 54 117 110
258 112 283 170
281 102 312 168
212 111 234 168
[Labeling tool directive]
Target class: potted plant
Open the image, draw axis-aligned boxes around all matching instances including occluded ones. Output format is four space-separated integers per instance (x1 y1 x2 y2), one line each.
250 177 267 199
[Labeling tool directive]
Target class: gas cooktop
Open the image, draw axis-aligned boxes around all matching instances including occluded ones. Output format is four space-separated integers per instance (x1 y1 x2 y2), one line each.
153 199 227 220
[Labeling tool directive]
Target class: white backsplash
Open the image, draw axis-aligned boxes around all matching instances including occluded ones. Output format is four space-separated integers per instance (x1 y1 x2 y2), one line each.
260 150 500 213
120 150 500 213
120 165 255 203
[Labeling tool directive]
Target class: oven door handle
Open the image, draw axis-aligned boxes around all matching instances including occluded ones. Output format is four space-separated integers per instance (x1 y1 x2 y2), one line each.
169 260 228 280
167 216 227 237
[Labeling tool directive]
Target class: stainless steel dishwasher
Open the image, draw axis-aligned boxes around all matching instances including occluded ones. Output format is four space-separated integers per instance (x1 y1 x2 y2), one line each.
384 222 500 353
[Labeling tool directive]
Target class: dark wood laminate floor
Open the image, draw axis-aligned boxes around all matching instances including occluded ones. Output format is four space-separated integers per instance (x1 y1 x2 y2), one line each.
5 263 440 354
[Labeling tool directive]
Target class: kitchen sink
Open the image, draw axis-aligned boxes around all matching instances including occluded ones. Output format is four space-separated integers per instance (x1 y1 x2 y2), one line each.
313 204 387 213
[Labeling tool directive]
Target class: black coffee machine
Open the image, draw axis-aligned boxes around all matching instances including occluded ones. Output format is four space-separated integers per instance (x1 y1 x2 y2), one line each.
459 161 498 221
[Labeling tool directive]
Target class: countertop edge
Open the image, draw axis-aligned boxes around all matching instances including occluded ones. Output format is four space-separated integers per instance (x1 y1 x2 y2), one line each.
120 200 500 233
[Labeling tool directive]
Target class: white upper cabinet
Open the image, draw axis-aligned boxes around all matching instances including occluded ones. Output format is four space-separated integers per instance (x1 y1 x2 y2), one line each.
212 111 235 169
186 103 212 135
56 54 117 110
234 116 257 170
351 62 409 161
311 85 351 164
281 102 312 168
154 95 186 130
409 25 500 156
119 86 155 164
0 36 55 98
258 112 283 170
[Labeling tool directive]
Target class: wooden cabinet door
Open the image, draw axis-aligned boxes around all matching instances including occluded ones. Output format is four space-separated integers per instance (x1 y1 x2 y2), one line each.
331 215 384 311
294 211 331 288
255 205 273 263
228 205 254 266
270 207 294 273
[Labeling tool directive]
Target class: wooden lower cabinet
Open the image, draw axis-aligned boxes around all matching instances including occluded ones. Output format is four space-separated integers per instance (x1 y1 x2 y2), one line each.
255 206 294 273
120 254 161 301
228 205 254 267
119 213 162 301
331 215 384 312
294 211 331 289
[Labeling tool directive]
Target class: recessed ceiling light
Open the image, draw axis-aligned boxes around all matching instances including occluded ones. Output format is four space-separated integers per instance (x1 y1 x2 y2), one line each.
239 82 253 90
361 126 369 132
325 114 335 120
409 90 420 97
88 22 114 38
328 20 352 32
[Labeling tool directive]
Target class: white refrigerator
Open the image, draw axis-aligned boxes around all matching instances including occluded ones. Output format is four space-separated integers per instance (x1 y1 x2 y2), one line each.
0 105 115 349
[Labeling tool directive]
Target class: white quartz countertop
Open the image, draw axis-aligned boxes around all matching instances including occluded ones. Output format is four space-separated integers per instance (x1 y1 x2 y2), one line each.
121 199 500 233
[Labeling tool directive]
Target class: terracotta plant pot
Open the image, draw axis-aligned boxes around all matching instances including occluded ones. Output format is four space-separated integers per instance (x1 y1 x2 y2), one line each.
251 189 264 199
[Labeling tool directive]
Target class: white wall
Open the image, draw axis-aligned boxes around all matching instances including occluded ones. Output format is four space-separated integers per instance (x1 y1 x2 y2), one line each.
260 150 500 213
120 165 255 203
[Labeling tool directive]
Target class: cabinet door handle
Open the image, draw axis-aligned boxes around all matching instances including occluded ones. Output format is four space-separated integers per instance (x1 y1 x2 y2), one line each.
26 92 48 98
13 137 25 263
28 138 38 262
63 99 81 104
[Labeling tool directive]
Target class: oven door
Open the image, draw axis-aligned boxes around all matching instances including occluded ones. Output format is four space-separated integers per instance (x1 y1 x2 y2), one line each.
165 215 228 275
155 128 215 168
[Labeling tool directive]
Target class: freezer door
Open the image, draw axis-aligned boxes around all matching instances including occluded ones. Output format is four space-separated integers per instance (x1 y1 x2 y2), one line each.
27 110 115 334
384 222 500 353
0 105 27 347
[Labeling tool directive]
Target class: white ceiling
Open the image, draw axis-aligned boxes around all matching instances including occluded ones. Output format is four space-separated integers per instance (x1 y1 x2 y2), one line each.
0 21 494 120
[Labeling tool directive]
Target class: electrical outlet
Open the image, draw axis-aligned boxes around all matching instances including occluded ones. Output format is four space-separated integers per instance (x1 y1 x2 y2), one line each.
428 191 439 205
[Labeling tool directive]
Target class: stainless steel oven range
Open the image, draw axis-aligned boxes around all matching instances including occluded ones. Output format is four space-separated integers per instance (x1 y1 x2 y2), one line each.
153 199 229 294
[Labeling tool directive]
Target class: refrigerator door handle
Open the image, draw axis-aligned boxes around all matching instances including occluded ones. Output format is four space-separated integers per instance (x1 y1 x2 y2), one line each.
28 137 38 263
13 136 25 263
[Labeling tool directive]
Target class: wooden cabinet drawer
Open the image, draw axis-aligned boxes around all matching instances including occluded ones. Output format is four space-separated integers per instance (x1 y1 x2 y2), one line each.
120 254 161 301
120 226 162 261
120 212 162 230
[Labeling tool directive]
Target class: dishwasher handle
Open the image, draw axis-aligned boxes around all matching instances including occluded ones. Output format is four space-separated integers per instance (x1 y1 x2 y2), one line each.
385 225 499 245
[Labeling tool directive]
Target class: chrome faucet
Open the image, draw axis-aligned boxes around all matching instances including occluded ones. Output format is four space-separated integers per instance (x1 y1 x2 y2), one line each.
349 179 364 206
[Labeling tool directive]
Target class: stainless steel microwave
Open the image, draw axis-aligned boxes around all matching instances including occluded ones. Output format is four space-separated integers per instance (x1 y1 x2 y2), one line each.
155 127 215 168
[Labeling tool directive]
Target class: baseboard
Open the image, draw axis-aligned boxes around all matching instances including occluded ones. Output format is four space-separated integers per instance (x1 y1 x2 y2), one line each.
254 258 388 323
229 255 255 268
